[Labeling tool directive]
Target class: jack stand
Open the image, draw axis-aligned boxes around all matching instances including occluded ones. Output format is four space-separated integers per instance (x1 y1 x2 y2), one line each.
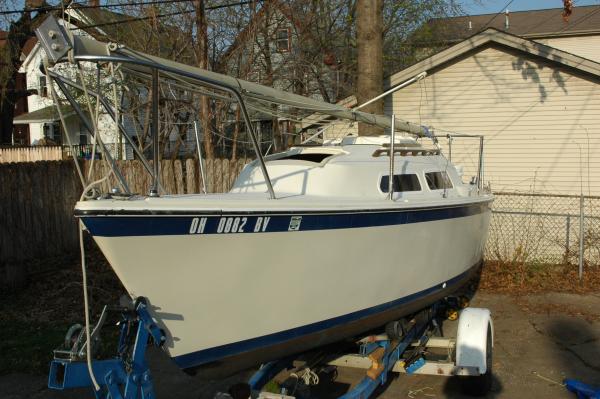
48 298 165 399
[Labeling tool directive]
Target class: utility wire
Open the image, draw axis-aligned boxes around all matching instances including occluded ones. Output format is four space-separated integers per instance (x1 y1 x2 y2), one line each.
67 0 258 30
0 0 254 16
517 0 599 37
69 9 193 30
0 0 192 15
476 0 516 33
516 9 565 37
556 5 600 33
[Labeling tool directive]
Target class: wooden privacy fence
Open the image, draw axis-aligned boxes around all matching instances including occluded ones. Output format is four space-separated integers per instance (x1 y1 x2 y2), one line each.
0 146 63 163
0 162 81 266
84 158 251 195
0 158 251 268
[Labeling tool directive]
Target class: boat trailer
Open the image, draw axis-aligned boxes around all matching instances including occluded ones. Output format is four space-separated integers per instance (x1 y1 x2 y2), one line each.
48 298 165 399
245 301 493 399
47 298 494 398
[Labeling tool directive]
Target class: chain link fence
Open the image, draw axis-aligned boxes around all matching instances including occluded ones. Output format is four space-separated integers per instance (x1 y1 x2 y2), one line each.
437 135 600 268
486 192 600 267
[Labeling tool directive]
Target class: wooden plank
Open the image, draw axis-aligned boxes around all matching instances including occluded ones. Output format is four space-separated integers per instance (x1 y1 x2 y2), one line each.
174 160 184 194
185 158 197 194
206 158 214 193
161 160 174 194
218 158 225 193
0 146 63 163
0 161 76 265
222 159 230 192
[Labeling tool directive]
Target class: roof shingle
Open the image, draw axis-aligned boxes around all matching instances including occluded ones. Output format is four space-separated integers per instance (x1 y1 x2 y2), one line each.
427 5 600 44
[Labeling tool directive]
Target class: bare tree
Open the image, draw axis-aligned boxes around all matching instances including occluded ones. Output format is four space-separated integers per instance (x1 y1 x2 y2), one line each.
0 0 48 144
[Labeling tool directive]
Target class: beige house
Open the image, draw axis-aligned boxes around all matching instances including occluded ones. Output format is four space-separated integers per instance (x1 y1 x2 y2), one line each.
320 26 600 197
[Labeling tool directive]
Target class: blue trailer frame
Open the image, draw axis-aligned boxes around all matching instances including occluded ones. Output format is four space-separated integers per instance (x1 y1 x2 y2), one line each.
47 300 495 399
48 299 165 399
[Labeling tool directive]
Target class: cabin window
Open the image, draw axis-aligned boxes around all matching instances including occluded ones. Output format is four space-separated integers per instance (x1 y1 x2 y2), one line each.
425 171 453 190
380 174 421 193
276 28 291 52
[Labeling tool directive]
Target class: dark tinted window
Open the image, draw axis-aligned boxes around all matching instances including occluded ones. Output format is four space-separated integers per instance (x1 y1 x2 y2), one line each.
425 171 453 190
273 153 333 163
380 174 421 193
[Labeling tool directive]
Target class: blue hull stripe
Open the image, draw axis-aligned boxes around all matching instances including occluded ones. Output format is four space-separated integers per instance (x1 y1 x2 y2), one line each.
82 203 489 237
171 266 474 369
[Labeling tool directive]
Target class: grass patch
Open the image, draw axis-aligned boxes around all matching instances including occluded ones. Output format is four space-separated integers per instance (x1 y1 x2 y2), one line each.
0 321 68 375
0 245 126 376
480 260 600 294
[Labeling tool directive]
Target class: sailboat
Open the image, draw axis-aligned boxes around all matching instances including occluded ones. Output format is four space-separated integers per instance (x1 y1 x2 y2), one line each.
37 15 492 377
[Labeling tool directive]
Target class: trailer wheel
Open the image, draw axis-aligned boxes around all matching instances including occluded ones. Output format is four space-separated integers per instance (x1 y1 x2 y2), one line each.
460 324 492 396
385 320 403 339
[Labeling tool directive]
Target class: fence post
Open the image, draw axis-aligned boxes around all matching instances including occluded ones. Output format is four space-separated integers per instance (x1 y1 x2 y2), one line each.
565 214 571 262
579 194 584 281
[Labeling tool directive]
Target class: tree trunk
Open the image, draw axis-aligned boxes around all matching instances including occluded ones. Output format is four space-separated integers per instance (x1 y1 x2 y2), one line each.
256 6 284 152
0 12 33 144
194 0 214 159
356 0 383 136
231 107 240 162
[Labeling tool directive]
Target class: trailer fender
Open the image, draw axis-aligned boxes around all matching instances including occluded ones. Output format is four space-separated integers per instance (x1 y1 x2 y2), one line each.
456 307 493 374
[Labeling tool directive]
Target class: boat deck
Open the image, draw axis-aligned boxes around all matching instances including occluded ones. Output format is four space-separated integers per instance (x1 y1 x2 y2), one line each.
75 192 494 214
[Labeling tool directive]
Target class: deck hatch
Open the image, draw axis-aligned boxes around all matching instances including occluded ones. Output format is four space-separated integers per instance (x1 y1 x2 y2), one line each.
270 153 335 163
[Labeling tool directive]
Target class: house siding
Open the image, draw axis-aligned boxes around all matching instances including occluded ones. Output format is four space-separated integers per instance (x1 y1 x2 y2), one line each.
535 34 600 63
382 45 600 196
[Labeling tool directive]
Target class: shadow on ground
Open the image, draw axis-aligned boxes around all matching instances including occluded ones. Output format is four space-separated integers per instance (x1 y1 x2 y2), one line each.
443 374 503 398
544 317 600 384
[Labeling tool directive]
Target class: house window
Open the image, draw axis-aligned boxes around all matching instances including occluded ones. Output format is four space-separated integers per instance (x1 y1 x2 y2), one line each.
425 171 453 190
380 174 421 193
276 28 290 52
42 121 62 144
79 130 88 145
38 76 48 97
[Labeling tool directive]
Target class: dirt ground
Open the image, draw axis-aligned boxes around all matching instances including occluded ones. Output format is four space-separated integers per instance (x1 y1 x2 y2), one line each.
1 290 599 399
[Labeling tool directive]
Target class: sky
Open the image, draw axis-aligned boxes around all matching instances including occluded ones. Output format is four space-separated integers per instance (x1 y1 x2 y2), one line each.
460 0 600 15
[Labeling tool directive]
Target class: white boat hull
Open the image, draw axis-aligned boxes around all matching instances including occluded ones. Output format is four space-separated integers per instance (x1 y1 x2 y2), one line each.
81 201 491 375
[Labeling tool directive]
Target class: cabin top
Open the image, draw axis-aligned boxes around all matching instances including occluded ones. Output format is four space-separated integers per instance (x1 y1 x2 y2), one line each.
74 137 492 214
231 137 480 200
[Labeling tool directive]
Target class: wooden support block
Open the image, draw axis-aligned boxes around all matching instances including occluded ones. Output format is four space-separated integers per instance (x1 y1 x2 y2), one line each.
366 347 386 380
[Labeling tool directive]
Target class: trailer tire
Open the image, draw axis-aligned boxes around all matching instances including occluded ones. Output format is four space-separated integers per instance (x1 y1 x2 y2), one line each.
385 320 403 339
460 324 492 396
